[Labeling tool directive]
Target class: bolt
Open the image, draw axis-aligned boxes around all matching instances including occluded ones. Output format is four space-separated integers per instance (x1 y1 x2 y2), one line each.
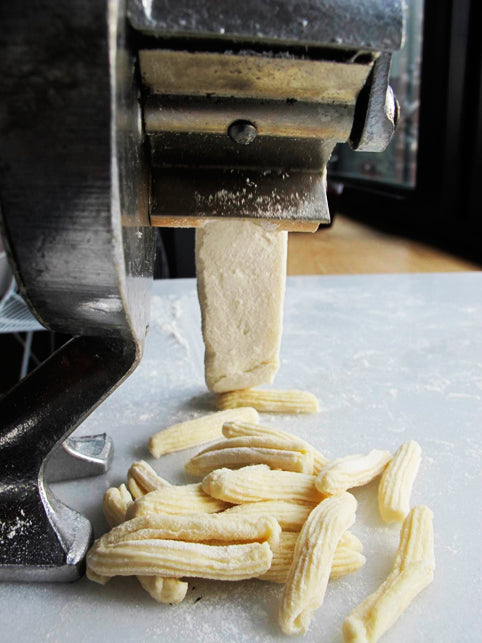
228 120 257 145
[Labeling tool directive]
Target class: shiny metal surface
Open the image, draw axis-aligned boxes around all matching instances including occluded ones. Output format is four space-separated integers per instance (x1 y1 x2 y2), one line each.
349 53 400 152
46 435 114 483
0 0 154 339
136 0 403 229
0 335 138 582
128 0 404 52
144 96 357 140
150 167 330 225
0 0 154 581
139 50 373 102
141 49 370 229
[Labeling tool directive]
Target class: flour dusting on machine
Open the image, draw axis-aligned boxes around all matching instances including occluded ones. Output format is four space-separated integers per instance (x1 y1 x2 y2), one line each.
0 0 404 580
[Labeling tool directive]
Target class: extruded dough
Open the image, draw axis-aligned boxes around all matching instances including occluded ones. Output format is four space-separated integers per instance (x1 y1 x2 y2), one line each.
221 500 317 531
103 484 134 528
195 220 287 393
217 388 319 414
202 465 324 504
91 513 281 552
127 483 230 518
342 505 434 643
87 539 273 581
100 482 188 602
128 461 171 494
223 421 329 473
185 435 315 476
315 449 392 496
378 441 422 523
259 530 365 583
279 492 358 634
149 407 259 457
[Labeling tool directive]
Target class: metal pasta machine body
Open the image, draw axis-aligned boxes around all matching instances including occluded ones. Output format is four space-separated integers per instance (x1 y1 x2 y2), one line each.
0 0 404 580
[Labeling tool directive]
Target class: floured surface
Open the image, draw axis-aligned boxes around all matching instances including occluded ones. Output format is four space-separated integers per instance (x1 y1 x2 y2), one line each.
3 273 481 642
196 220 287 392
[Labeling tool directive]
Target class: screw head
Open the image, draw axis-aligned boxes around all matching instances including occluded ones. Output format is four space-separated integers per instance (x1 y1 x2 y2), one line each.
228 120 258 145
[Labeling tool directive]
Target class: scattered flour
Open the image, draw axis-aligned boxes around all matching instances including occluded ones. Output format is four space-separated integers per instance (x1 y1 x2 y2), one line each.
161 322 190 353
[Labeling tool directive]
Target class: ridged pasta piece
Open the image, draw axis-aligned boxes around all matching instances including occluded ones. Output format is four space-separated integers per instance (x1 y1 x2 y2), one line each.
340 530 364 553
315 449 391 495
202 465 324 504
393 505 435 573
222 421 329 473
149 407 259 457
87 539 273 581
128 475 148 499
221 500 316 531
90 513 281 552
185 435 314 476
342 506 435 643
192 435 312 455
259 530 365 583
217 389 319 414
137 576 188 604
128 461 171 494
279 492 357 635
329 546 366 579
99 480 187 601
103 484 134 528
378 441 422 523
126 483 231 519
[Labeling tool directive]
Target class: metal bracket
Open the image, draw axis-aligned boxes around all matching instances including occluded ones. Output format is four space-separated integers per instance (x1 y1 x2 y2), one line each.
45 434 114 483
0 335 138 582
349 52 400 152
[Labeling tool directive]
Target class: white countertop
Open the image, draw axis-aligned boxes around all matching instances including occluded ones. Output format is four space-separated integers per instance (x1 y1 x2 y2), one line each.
3 273 481 642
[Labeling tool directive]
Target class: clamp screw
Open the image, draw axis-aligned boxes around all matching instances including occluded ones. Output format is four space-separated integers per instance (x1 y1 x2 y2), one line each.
228 120 258 145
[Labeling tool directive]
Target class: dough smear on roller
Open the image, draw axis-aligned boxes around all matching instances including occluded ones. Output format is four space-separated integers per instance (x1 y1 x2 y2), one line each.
196 220 287 393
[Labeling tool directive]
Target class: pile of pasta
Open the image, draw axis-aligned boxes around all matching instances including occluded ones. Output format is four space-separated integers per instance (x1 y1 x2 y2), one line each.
86 390 434 642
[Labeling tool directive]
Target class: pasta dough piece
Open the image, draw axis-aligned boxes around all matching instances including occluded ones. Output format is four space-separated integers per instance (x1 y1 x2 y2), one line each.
279 492 357 635
329 549 366 579
128 461 171 494
149 407 259 458
223 421 329 473
217 389 319 414
221 500 317 531
103 484 134 528
259 531 365 583
342 506 434 643
202 465 324 504
90 513 281 552
100 482 188 601
86 568 112 585
378 441 422 523
127 483 231 518
185 436 314 476
128 475 148 500
196 220 287 393
315 449 391 496
193 435 311 455
137 576 188 604
186 446 313 476
87 539 273 581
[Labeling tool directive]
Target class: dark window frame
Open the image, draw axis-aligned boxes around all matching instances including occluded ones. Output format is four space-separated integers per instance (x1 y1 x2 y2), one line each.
329 0 481 261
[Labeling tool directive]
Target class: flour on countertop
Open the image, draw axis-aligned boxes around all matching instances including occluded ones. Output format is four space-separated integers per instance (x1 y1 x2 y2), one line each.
161 321 190 353
6 274 478 642
172 300 182 319
150 294 190 354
